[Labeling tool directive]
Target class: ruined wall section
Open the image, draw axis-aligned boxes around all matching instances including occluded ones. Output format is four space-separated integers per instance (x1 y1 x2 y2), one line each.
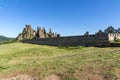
108 33 120 41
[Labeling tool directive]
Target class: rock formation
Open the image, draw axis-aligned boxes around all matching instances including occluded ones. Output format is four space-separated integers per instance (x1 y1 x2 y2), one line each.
36 27 48 39
16 25 60 41
16 25 36 41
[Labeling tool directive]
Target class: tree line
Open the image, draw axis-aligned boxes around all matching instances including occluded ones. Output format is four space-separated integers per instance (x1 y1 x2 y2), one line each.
84 26 120 35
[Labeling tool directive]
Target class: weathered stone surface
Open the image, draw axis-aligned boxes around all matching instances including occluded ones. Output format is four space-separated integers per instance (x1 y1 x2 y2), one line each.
16 33 23 41
16 25 36 41
16 25 60 41
22 34 110 47
48 28 60 38
36 27 45 39
22 25 36 39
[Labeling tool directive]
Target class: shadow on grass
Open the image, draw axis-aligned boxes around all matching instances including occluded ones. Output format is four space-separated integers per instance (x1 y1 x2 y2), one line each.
57 45 85 50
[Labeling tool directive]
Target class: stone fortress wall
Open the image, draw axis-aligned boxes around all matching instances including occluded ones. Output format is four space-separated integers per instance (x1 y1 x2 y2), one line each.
22 34 111 47
108 33 120 41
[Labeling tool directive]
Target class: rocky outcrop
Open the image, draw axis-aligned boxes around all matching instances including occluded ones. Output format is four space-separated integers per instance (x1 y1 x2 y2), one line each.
16 25 60 41
36 27 46 39
48 28 57 38
16 33 23 41
16 25 36 41
22 25 36 39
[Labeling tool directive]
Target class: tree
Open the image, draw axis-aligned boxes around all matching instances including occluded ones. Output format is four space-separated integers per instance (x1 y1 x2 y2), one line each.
104 26 115 33
42 27 47 37
117 28 120 33
57 34 61 37
84 31 89 36
49 28 52 37
96 30 104 35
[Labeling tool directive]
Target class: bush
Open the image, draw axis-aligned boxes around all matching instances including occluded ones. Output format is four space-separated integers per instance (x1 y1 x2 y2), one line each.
0 40 16 45
115 39 120 42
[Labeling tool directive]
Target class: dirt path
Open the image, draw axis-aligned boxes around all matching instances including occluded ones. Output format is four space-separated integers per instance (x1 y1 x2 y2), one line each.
1 74 38 80
1 74 61 80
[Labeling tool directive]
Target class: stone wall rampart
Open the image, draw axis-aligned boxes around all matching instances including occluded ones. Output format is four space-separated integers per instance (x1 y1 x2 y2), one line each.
22 35 110 47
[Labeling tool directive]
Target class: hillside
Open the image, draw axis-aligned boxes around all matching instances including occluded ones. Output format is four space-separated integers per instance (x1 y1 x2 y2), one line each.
0 35 14 42
0 36 9 41
0 43 120 80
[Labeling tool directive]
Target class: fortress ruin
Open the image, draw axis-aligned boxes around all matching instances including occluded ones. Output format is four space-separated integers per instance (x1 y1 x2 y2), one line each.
17 25 120 47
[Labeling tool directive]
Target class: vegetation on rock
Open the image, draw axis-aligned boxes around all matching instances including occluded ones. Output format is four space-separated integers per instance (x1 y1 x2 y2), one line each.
16 25 60 41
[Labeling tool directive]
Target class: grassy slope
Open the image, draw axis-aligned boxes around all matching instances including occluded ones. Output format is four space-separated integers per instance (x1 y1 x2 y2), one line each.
0 36 15 45
0 42 120 80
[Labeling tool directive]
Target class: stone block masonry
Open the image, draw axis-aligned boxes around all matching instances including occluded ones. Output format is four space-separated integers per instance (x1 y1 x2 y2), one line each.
22 35 110 47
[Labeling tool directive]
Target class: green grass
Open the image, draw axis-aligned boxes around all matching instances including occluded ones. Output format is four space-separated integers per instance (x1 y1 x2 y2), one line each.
0 42 120 80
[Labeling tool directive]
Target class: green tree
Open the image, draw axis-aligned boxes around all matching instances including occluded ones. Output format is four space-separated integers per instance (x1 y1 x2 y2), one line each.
104 26 115 33
96 30 104 35
49 28 52 37
84 31 89 36
117 28 120 33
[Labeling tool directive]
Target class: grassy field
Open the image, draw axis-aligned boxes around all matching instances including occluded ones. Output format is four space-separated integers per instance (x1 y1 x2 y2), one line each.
0 42 120 80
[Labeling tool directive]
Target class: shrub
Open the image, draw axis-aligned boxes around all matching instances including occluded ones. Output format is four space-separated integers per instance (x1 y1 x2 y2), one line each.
115 39 120 42
0 39 16 45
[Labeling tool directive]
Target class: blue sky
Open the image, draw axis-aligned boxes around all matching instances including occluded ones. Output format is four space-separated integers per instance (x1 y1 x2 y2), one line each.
0 0 120 37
